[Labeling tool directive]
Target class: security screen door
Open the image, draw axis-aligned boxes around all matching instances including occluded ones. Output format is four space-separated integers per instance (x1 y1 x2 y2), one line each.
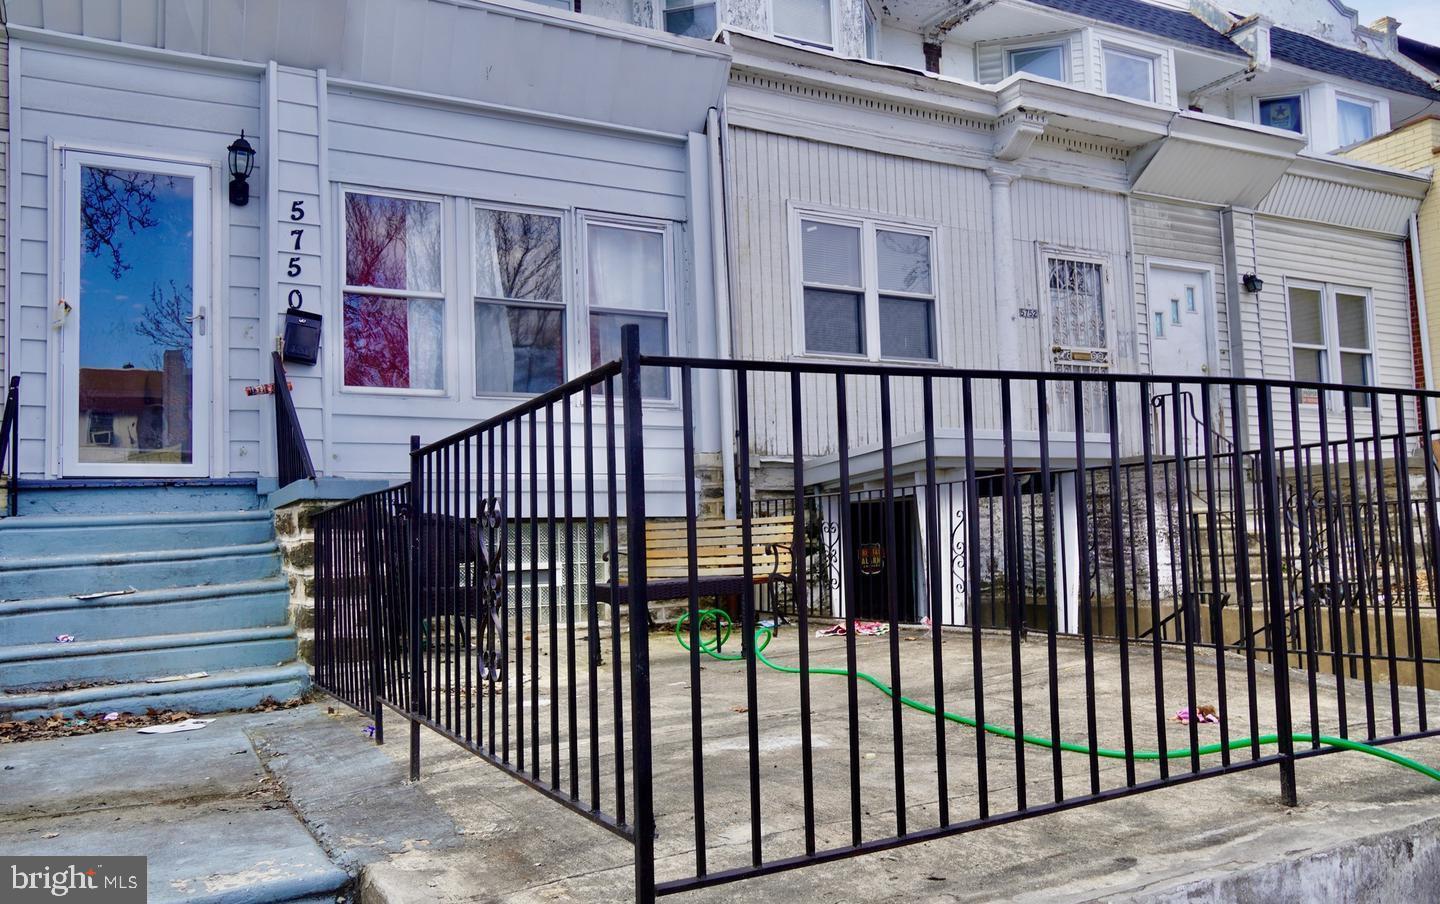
60 152 212 477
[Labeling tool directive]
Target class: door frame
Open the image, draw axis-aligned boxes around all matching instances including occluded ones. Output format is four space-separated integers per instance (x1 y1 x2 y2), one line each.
52 144 223 478
1143 257 1218 379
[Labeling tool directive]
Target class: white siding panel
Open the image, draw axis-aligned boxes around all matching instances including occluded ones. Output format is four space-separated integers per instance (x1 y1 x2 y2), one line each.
1259 173 1420 237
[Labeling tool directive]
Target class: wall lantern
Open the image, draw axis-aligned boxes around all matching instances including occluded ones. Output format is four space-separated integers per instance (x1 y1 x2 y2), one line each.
227 130 255 206
1242 273 1265 294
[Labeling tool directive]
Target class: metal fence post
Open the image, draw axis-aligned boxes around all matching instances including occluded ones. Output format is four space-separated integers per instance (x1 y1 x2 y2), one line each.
1256 388 1298 806
363 494 386 746
620 325 657 904
408 434 424 782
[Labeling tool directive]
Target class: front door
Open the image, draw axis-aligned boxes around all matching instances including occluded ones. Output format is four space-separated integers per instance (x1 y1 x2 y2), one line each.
1147 264 1215 457
59 153 212 477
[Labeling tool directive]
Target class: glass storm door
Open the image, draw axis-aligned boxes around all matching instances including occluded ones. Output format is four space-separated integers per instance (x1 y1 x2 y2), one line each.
60 153 212 476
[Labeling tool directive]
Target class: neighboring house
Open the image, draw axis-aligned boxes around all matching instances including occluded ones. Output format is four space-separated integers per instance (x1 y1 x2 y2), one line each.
1345 114 1440 394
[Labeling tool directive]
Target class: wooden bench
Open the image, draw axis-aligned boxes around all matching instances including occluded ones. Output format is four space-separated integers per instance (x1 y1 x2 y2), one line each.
594 515 796 620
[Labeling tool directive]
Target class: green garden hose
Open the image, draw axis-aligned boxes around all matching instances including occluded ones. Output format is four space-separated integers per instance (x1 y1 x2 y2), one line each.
675 608 1440 783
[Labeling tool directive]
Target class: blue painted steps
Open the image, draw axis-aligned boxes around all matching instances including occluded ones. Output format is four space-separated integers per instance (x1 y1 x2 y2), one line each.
1 481 309 720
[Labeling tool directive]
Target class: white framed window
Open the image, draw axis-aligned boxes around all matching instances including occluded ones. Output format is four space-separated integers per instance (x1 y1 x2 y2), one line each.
863 0 879 59
473 204 566 396
585 217 673 399
1102 44 1156 102
1337 95 1377 147
796 213 937 362
773 0 833 48
665 0 717 39
1287 282 1374 408
1006 43 1066 81
342 189 445 393
1258 94 1305 133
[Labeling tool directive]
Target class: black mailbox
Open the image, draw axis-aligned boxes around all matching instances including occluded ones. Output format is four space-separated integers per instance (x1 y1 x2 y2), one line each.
282 309 323 366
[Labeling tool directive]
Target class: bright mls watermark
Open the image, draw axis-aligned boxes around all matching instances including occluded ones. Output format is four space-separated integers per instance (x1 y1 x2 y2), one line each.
3 857 146 903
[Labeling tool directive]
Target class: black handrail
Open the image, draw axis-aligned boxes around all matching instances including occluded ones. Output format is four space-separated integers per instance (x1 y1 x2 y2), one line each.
1 375 19 517
272 353 316 488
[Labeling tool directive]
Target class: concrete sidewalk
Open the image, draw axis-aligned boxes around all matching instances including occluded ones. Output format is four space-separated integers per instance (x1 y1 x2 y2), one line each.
5 660 1440 903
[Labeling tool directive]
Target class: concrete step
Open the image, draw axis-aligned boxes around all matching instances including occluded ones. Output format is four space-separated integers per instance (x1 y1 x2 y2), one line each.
0 542 281 599
0 662 310 720
0 626 298 690
14 479 263 516
0 578 291 645
0 509 274 557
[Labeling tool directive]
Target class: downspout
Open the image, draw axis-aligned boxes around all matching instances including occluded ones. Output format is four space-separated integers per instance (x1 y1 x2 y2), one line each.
1409 212 1436 427
707 105 738 518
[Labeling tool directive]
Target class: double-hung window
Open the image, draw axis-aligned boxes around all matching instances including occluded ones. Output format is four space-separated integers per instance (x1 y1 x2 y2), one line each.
664 0 716 39
342 191 445 391
474 206 566 395
587 219 672 399
1103 45 1156 102
1007 44 1065 81
773 0 832 47
798 214 936 361
1288 283 1374 407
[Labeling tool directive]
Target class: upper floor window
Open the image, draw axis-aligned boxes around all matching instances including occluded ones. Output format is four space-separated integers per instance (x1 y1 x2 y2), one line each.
863 0 878 58
1337 96 1377 147
797 214 936 361
343 190 445 392
1259 95 1304 133
1103 45 1155 102
774 0 832 48
1288 282 1373 407
665 0 716 39
1007 44 1065 81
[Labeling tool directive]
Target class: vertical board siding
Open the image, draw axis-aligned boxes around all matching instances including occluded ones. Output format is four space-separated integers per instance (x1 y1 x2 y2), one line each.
726 127 1135 460
1129 199 1231 376
0 34 10 380
11 42 264 478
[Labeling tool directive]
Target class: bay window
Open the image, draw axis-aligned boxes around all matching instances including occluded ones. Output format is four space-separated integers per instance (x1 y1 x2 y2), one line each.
343 191 444 391
586 220 671 399
798 213 936 361
1288 282 1374 407
474 206 566 395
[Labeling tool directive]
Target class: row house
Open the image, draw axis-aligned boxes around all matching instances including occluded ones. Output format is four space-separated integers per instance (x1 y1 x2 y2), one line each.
2 0 1440 714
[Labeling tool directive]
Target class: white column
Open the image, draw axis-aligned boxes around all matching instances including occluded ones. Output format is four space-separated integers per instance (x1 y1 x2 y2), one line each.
989 166 1020 370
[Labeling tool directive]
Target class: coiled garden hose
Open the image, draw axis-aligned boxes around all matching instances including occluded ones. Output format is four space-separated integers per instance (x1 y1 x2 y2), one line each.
675 608 1440 783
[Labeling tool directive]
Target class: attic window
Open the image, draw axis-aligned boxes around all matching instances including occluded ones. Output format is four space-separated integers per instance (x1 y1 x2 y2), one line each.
1007 45 1065 81
665 0 717 39
1337 96 1377 146
774 0 833 48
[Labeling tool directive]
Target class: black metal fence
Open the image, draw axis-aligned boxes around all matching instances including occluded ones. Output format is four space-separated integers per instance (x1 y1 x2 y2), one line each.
314 326 1440 902
2 375 20 517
